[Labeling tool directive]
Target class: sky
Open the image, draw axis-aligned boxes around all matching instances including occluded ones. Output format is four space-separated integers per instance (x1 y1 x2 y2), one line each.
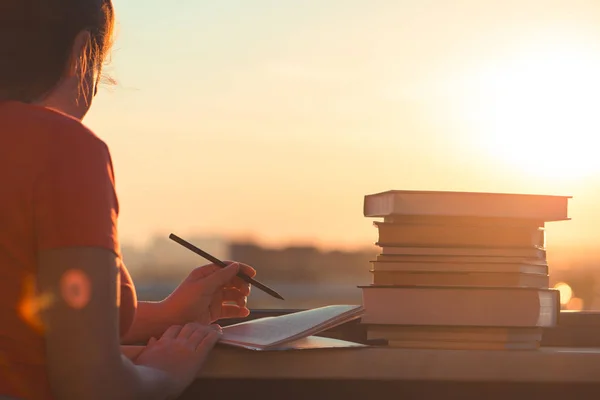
84 0 600 254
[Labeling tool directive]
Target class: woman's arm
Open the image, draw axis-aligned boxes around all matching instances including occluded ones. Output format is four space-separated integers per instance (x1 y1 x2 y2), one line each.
38 247 174 400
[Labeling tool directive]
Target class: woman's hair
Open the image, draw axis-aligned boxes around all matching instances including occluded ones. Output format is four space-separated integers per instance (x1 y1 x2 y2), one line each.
0 0 115 102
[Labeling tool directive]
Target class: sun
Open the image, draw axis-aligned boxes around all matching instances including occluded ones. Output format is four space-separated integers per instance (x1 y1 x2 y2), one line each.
460 44 600 180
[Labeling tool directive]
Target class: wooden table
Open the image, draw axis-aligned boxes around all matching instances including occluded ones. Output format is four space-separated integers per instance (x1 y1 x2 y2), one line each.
190 346 600 381
124 311 600 399
135 346 600 399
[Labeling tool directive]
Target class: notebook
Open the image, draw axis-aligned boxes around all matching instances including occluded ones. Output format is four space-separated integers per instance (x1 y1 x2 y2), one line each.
219 305 366 351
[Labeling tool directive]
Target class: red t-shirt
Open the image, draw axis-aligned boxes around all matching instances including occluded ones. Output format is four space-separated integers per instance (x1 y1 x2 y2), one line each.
0 101 137 399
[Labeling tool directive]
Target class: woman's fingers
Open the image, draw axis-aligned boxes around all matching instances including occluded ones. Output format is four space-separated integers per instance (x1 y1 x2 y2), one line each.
237 263 256 278
161 325 183 339
222 288 248 307
209 290 224 321
165 323 224 353
187 324 212 348
178 323 198 339
226 278 251 295
195 328 221 356
220 304 250 319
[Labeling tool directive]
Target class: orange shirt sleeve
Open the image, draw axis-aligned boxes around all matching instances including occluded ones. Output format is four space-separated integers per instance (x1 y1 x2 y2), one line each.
33 128 120 255
32 124 138 337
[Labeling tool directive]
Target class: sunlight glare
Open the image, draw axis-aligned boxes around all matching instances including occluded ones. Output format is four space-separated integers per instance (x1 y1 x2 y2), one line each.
553 282 573 305
462 46 600 180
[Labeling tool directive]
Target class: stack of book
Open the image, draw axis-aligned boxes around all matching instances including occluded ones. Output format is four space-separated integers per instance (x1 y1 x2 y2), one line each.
359 190 571 350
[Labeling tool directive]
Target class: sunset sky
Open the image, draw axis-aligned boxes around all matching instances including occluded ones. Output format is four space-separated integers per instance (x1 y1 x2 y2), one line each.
85 0 600 253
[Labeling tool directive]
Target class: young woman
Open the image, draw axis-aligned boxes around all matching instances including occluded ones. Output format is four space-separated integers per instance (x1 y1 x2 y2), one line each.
0 1 256 399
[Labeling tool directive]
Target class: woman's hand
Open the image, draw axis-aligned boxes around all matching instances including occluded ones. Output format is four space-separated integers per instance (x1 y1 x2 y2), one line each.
160 261 257 325
134 323 222 399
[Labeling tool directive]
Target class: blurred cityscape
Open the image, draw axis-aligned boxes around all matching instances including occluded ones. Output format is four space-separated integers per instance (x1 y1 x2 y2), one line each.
123 234 600 311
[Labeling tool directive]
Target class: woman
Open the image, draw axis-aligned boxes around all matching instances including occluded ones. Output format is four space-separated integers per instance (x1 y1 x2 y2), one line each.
0 1 256 399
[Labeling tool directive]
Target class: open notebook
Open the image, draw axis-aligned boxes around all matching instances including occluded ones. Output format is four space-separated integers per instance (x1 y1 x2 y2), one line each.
220 305 366 351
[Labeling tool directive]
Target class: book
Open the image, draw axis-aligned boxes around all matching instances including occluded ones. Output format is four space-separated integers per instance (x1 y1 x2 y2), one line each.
373 254 548 265
374 221 545 248
360 286 560 327
370 260 548 274
370 270 549 288
363 190 570 221
220 305 365 351
377 245 546 258
381 214 546 228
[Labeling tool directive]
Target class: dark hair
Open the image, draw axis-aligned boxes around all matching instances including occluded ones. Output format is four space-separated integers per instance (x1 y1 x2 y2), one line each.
0 0 115 102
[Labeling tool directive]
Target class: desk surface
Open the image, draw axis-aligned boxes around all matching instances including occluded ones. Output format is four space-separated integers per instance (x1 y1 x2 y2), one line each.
124 345 600 382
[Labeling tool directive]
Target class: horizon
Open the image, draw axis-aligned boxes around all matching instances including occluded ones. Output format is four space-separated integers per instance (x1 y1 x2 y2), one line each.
121 226 598 262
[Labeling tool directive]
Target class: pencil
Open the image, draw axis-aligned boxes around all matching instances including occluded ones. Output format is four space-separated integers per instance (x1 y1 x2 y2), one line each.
169 233 285 300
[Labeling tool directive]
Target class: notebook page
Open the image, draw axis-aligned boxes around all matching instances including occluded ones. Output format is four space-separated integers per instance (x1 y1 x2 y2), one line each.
221 305 363 348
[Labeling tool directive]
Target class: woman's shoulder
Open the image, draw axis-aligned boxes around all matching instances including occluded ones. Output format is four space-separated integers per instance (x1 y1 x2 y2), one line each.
1 101 108 150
